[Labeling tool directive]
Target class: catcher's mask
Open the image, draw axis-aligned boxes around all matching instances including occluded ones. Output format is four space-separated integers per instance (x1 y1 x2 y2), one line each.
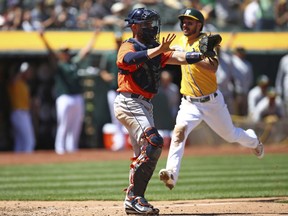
178 8 204 31
125 8 161 45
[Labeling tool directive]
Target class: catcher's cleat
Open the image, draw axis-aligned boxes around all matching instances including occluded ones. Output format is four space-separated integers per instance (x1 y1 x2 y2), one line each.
125 206 159 215
253 141 264 159
124 196 159 215
159 169 174 190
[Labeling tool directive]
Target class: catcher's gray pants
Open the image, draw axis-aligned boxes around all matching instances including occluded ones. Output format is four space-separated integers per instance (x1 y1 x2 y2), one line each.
114 92 155 156
114 92 163 197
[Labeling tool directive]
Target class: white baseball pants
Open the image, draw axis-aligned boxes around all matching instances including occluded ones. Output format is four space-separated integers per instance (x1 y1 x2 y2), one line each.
54 94 84 154
166 90 259 184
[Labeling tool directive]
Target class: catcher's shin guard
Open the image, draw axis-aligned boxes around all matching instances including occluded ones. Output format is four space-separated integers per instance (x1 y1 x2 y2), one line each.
127 127 163 198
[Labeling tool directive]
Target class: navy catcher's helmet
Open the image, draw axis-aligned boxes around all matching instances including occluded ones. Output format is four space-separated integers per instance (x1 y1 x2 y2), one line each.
178 8 204 31
125 8 161 45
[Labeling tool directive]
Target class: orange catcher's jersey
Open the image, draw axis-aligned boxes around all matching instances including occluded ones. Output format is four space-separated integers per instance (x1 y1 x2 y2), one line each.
177 33 218 97
116 40 173 99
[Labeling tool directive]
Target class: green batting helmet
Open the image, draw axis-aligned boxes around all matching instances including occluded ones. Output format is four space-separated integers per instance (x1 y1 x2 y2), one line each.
178 8 204 30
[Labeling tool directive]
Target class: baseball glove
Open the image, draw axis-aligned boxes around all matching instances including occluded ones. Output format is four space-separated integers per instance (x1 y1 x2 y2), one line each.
199 34 222 58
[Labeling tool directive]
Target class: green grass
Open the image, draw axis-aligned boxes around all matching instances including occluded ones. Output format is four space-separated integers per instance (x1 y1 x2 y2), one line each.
0 153 287 201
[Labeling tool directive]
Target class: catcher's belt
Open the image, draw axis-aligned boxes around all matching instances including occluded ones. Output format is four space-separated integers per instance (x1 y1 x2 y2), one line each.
131 93 151 102
120 92 151 102
184 92 218 103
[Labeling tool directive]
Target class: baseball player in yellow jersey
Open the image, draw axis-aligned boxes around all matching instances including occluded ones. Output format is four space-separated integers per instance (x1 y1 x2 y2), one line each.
7 62 35 153
159 8 264 190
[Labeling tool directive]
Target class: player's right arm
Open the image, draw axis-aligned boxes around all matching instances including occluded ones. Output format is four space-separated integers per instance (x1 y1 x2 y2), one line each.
118 34 177 67
167 50 218 72
146 34 176 58
38 30 58 67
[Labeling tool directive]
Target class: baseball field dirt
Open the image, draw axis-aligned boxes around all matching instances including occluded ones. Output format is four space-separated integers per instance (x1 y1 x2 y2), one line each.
1 144 288 216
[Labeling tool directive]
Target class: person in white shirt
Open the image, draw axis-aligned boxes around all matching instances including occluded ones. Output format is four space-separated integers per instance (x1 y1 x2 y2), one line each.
275 54 288 116
243 0 260 30
216 47 235 114
248 74 269 117
231 47 254 116
252 87 285 123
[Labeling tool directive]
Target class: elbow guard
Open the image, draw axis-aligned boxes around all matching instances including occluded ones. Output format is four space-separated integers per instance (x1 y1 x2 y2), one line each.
123 50 150 65
185 52 203 64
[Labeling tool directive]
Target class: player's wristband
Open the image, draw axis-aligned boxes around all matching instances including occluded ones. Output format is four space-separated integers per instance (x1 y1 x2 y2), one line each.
124 50 149 65
185 52 203 64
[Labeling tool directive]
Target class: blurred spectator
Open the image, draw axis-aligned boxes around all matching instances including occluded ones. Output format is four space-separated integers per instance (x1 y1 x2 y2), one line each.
0 0 283 31
30 0 56 30
101 1 129 31
275 54 288 116
230 46 254 116
39 29 100 154
214 0 243 30
218 32 252 115
53 0 78 29
138 0 182 29
87 0 112 29
99 32 126 151
255 0 276 30
21 9 34 31
182 0 203 10
1 0 23 30
161 0 183 29
243 0 260 30
252 86 285 123
158 70 180 120
7 62 36 153
77 0 95 29
275 0 288 30
248 74 269 117
201 4 218 32
216 46 235 114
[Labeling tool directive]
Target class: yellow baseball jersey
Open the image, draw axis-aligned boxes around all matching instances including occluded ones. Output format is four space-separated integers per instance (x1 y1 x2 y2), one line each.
178 33 218 97
7 78 30 110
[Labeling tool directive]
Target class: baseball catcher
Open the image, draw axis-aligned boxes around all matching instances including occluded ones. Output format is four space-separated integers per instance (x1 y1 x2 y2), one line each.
114 7 229 216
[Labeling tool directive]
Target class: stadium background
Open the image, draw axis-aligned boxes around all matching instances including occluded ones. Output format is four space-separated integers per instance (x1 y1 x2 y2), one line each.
0 31 288 151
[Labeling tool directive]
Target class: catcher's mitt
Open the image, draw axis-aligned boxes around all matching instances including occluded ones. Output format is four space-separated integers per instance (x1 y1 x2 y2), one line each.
199 34 222 58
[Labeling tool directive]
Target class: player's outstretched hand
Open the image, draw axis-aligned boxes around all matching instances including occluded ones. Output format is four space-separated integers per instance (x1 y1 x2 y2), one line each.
159 33 176 52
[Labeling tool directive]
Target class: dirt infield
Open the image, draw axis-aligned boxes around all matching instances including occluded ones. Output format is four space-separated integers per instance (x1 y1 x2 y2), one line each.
1 197 288 216
1 144 288 215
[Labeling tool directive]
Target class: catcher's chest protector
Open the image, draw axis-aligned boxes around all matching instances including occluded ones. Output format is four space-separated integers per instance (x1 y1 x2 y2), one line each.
128 38 162 93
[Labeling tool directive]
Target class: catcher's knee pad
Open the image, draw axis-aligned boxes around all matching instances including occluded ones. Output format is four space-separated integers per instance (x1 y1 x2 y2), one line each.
143 127 164 148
